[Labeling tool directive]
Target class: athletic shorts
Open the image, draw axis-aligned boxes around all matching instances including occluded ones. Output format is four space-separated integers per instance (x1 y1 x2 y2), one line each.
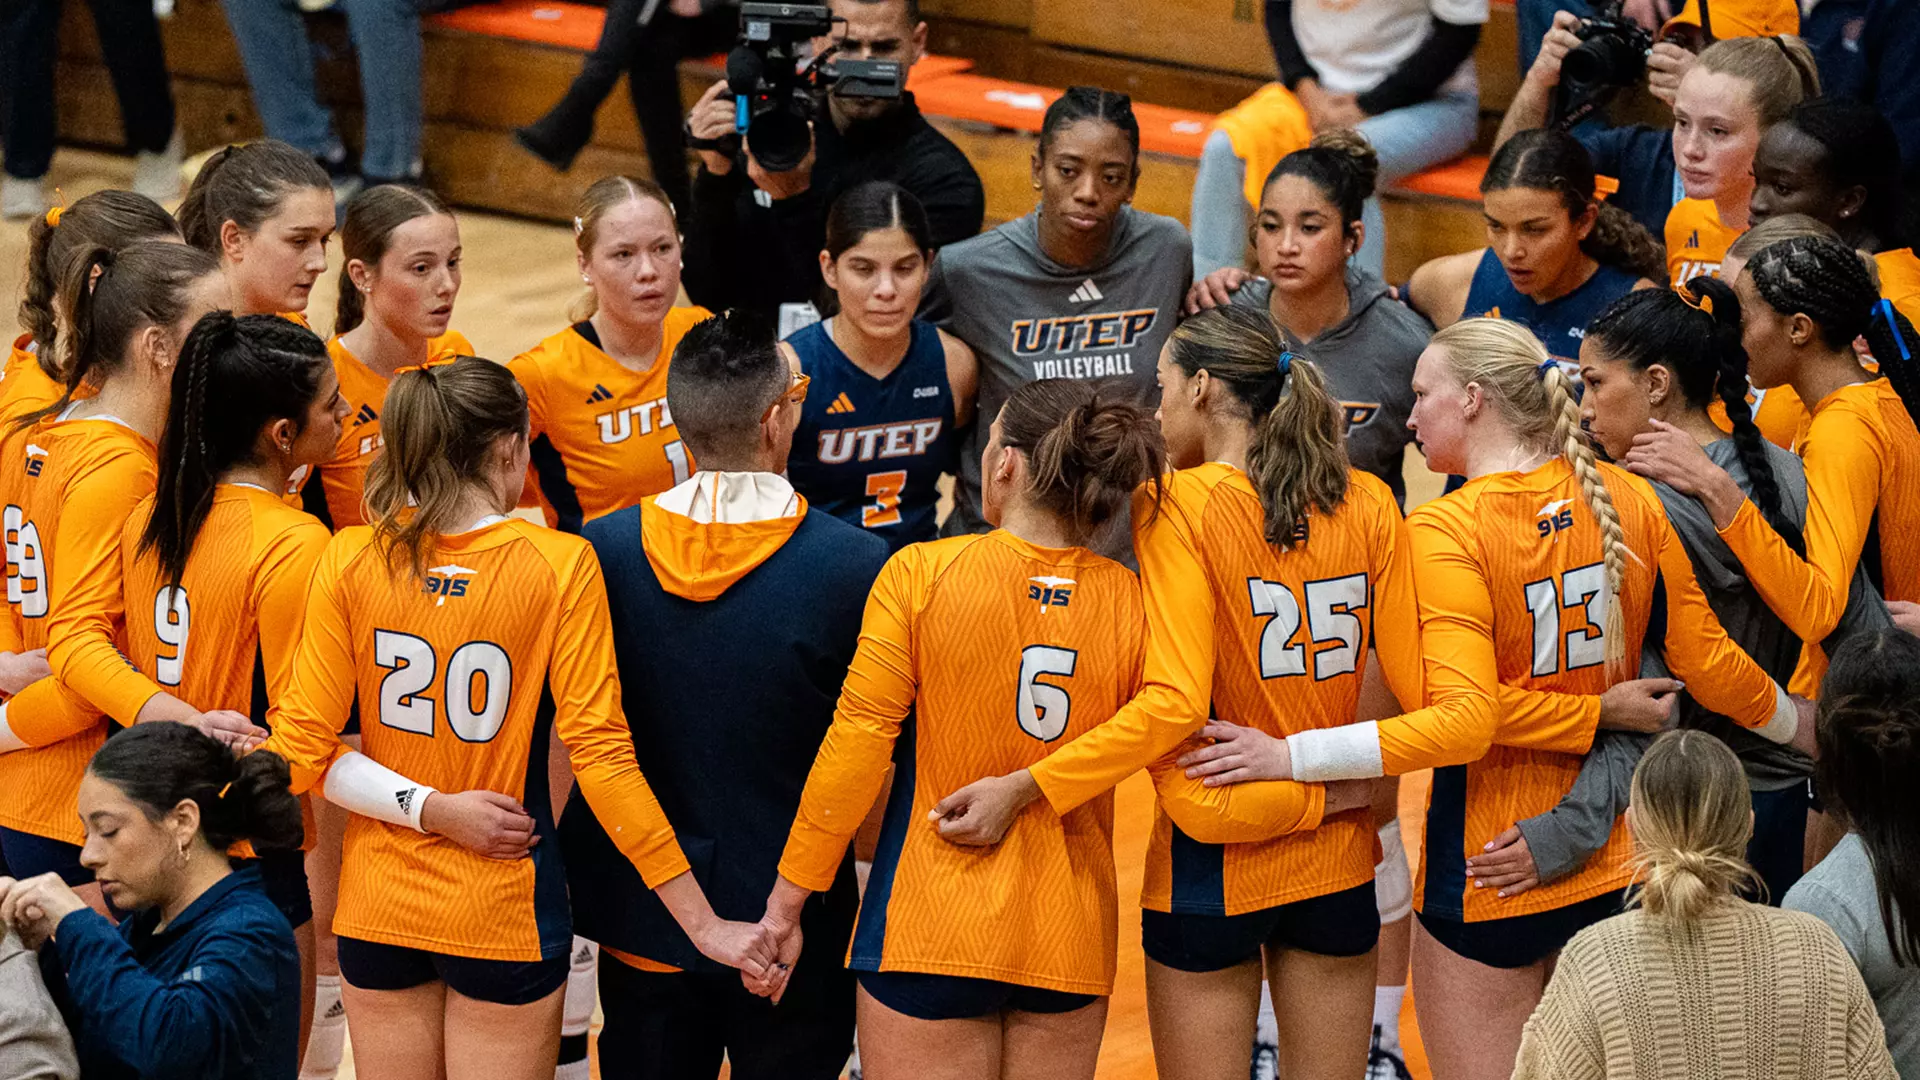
1142 880 1380 972
1417 891 1621 970
243 848 313 929
857 970 1099 1021
337 935 569 1006
0 826 90 886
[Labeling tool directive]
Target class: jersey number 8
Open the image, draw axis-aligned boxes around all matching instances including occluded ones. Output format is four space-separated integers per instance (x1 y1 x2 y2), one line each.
1247 574 1368 681
374 629 514 743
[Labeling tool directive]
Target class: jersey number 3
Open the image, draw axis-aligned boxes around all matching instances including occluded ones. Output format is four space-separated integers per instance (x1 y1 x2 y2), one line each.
375 630 513 742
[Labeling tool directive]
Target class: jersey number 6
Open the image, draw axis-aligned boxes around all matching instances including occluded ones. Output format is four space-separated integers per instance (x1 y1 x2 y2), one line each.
1017 645 1078 742
374 629 514 743
1247 574 1368 681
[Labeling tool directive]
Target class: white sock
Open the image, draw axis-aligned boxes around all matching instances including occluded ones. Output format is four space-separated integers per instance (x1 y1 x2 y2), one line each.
1372 984 1405 1056
556 937 596 1080
299 974 345 1080
1255 980 1278 1045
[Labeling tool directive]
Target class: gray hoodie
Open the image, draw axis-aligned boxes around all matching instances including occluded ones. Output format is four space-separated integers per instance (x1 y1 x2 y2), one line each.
1519 437 1893 884
921 206 1192 535
0 927 76 1080
1231 266 1430 505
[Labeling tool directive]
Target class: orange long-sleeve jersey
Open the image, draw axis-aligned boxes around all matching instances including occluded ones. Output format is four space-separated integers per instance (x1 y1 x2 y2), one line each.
262 518 687 962
1416 459 1790 922
779 530 1146 995
1719 380 1920 642
507 308 711 532
0 414 161 844
1 338 66 425
307 331 474 530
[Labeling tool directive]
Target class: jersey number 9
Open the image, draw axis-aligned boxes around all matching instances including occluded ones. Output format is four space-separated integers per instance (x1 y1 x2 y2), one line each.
4 506 47 619
374 629 514 742
153 586 190 686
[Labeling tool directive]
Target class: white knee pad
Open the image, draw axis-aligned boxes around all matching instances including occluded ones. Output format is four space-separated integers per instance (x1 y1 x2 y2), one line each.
563 936 598 1036
1375 819 1412 924
299 973 345 1080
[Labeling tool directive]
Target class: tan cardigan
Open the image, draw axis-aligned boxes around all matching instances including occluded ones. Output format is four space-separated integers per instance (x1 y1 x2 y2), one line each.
1513 899 1897 1080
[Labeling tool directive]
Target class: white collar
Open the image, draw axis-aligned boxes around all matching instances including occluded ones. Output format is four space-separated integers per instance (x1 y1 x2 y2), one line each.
655 471 800 524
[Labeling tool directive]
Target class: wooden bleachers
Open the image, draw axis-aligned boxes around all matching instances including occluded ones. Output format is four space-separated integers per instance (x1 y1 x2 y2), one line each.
50 0 1512 278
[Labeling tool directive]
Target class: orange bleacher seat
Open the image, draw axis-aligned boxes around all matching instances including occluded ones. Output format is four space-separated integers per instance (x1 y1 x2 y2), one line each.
1392 154 1489 200
905 72 1212 158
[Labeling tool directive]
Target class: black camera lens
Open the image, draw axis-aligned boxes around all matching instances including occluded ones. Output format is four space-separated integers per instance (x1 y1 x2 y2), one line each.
746 108 813 173
1563 23 1648 87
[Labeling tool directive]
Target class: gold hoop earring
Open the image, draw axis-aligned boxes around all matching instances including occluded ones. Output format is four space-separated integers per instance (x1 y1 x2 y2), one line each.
176 841 189 868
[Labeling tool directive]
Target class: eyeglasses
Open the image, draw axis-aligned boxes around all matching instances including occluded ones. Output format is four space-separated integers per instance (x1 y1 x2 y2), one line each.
762 371 810 422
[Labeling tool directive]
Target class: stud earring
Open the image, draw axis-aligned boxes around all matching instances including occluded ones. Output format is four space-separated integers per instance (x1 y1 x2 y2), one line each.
582 273 592 284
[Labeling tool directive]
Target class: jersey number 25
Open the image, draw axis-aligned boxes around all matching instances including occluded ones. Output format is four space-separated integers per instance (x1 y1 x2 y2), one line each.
1247 574 1367 681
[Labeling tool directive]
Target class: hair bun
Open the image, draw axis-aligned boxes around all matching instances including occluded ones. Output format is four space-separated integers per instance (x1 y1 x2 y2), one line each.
1308 128 1380 192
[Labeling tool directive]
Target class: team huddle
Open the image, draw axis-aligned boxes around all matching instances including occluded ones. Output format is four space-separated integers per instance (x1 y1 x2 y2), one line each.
0 67 1915 1080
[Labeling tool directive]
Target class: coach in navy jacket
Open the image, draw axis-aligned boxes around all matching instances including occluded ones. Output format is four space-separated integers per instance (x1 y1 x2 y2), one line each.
563 311 887 1079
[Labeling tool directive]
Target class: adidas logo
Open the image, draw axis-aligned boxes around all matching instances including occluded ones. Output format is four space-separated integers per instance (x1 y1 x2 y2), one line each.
353 404 377 427
826 392 856 415
1687 229 1701 249
395 786 415 816
575 943 595 964
585 383 613 405
1068 279 1104 305
323 1000 346 1020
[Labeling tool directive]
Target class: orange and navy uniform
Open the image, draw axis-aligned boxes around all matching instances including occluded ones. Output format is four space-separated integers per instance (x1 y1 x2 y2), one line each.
780 530 1146 995
1718 380 1920 642
507 308 711 532
307 331 474 529
0 413 163 845
1876 248 1920 329
1665 198 1741 285
1414 459 1789 922
263 518 687 962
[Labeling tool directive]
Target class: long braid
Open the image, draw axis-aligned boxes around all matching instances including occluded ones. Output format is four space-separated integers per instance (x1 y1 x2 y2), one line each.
1750 234 1920 429
1545 362 1630 678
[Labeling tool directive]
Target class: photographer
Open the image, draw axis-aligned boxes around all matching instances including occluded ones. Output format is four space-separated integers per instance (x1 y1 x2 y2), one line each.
681 0 985 323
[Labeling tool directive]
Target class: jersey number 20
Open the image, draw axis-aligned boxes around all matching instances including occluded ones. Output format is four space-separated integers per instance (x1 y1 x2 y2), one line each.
375 630 513 742
1247 574 1367 680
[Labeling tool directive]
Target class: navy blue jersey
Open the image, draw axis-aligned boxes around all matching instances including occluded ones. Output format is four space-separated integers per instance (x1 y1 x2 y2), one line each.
1462 249 1641 363
786 318 957 551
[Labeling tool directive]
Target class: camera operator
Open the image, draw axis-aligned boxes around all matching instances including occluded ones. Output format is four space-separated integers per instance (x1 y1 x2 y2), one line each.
681 0 985 324
1495 0 1798 238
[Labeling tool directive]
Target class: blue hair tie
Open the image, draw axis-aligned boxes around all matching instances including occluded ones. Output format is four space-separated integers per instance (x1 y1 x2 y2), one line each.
1877 299 1912 364
1536 357 1560 380
1277 350 1294 379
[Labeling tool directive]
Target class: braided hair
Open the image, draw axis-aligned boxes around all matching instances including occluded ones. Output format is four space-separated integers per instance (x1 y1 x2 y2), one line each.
1038 86 1141 176
1745 234 1920 426
137 313 332 590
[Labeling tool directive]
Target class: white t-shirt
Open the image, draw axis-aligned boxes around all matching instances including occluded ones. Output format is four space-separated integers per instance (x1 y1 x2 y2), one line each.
1293 0 1487 97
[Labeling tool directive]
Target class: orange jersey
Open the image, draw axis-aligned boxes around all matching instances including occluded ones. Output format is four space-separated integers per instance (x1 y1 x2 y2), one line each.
1876 248 1920 329
1665 198 1742 285
263 518 687 962
0 337 65 426
1709 383 1807 450
1719 380 1920 641
507 309 711 531
1414 459 1788 922
0 414 162 843
780 530 1146 994
310 331 474 530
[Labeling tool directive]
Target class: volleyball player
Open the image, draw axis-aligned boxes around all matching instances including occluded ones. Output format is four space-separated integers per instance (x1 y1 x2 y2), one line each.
260 356 774 1080
179 139 336 329
766 377 1162 1080
0 242 235 901
509 175 712 533
783 182 976 550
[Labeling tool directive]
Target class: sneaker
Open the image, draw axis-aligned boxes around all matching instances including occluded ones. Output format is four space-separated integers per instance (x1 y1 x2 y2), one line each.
1 174 48 220
133 129 184 205
1250 1039 1278 1080
1364 1024 1413 1080
315 147 362 206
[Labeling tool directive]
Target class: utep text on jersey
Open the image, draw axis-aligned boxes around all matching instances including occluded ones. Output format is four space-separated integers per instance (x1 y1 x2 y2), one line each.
1010 307 1157 382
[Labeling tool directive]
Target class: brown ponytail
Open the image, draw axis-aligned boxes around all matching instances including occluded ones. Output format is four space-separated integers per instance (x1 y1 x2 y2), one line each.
997 379 1165 547
1626 730 1760 919
364 355 528 581
18 190 178 372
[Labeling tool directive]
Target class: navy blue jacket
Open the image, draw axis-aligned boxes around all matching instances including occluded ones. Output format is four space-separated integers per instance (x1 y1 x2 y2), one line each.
48 866 300 1080
563 504 888 973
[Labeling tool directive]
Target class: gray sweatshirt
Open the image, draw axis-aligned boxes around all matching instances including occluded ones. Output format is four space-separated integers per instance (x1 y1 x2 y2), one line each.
0 928 76 1080
921 206 1192 536
1230 267 1429 505
1519 437 1892 883
1786 834 1920 1080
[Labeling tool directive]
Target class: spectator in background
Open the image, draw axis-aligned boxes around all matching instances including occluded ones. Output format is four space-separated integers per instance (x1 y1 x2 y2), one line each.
681 0 984 329
514 0 735 214
0 723 304 1080
0 925 75 1080
1822 0 1920 190
1512 730 1898 1080
921 87 1189 542
0 0 180 217
1786 630 1920 1079
1190 0 1484 280
217 0 427 201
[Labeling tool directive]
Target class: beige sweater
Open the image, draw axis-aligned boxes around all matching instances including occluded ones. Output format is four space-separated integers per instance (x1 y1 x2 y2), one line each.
1513 900 1897 1080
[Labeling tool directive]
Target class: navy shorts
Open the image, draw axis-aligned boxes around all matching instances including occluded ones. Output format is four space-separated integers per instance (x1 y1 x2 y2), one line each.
858 971 1099 1021
1417 891 1621 969
0 826 90 886
241 848 313 929
337 935 569 1006
1142 880 1380 972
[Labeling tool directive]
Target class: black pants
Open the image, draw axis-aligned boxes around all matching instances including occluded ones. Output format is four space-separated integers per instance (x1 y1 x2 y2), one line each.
595 950 854 1080
0 0 175 178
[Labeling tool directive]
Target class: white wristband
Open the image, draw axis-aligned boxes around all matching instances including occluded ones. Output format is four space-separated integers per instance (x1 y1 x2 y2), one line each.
321 751 438 833
1286 720 1387 782
1751 684 1798 746
0 699 25 754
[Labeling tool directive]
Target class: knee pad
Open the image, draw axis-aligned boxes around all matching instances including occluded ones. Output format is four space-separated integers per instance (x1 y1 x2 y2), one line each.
1376 819 1412 924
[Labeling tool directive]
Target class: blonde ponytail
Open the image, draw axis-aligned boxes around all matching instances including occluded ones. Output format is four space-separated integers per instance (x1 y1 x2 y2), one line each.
1543 362 1629 678
1627 730 1761 920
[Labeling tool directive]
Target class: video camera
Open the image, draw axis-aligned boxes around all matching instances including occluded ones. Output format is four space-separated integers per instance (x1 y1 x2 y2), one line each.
724 2 905 172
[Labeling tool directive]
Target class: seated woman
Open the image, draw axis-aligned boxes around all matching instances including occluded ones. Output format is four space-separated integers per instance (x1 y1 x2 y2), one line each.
1513 729 1896 1079
0 722 304 1080
1403 129 1661 365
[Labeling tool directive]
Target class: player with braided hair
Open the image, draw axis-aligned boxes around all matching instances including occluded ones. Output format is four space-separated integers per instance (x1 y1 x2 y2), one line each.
1323 316 1809 1080
1625 234 1920 646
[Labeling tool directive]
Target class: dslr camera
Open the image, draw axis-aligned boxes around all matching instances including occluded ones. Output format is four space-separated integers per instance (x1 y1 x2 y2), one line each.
1549 0 1654 130
723 2 905 172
